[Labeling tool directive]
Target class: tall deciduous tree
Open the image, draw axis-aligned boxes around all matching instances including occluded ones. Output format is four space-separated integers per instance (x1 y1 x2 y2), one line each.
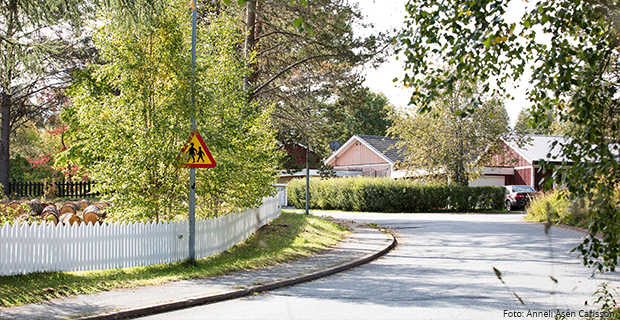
0 0 91 194
65 0 279 222
397 0 620 271
388 80 509 186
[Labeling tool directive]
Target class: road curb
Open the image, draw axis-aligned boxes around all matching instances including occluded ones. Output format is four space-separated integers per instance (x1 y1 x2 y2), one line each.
78 231 397 320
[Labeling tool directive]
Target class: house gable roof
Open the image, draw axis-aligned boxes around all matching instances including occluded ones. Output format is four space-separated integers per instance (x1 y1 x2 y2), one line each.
324 134 405 165
503 135 569 164
355 135 405 164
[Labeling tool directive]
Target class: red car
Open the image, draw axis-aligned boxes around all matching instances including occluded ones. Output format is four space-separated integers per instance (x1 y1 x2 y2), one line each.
505 185 537 210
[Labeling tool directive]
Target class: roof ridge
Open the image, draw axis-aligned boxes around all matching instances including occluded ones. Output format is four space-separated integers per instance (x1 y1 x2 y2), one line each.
355 134 399 140
526 134 565 138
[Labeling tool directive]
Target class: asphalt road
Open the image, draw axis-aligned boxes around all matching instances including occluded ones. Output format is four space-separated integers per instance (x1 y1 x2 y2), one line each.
139 212 619 320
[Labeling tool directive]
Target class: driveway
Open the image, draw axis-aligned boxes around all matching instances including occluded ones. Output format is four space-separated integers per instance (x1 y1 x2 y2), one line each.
139 212 619 319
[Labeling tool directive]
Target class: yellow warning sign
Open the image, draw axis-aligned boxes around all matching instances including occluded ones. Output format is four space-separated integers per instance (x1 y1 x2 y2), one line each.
180 130 216 168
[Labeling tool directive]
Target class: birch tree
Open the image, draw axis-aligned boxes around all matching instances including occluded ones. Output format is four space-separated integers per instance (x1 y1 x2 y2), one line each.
65 0 279 222
388 80 509 186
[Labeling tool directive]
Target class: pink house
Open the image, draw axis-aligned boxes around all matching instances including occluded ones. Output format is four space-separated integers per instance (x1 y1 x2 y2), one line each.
324 135 406 178
324 134 570 190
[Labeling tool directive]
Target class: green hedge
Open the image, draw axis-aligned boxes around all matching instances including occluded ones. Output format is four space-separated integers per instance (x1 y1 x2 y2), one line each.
287 177 505 212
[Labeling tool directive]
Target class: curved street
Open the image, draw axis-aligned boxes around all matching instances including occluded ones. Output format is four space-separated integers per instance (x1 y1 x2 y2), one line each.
140 212 619 319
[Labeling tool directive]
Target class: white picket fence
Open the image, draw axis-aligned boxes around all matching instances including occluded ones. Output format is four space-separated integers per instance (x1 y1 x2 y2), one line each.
0 194 281 276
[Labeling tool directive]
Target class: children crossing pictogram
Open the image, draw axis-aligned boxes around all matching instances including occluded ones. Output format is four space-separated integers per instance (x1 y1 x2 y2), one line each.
180 130 216 168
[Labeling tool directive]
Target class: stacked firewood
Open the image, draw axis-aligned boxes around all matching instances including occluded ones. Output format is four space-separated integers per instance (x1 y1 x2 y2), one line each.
2 199 109 226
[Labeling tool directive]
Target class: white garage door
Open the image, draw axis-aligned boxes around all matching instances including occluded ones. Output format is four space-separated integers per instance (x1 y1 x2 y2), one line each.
470 176 505 187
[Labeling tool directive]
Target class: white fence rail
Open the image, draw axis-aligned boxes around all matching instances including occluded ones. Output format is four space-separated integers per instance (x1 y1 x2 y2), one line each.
0 194 281 276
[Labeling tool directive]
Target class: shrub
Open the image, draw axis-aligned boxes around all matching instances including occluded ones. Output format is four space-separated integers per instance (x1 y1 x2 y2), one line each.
525 190 567 222
287 178 306 209
286 177 505 212
526 189 612 229
525 190 575 225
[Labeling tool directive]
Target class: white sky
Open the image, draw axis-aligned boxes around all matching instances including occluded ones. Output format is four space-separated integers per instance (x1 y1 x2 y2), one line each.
354 0 531 126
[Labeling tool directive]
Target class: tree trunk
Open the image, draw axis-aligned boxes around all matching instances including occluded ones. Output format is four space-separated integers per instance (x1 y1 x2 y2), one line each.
59 212 81 226
455 117 468 186
42 205 60 225
93 202 108 218
7 201 24 215
78 199 91 209
59 202 78 216
251 0 261 86
243 0 257 94
83 204 101 225
0 92 11 196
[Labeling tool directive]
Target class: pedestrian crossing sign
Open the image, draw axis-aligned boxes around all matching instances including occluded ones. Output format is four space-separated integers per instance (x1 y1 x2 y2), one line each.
180 130 216 168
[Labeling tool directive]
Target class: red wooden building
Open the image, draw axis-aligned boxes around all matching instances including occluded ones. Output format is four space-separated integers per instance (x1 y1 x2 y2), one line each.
480 135 568 190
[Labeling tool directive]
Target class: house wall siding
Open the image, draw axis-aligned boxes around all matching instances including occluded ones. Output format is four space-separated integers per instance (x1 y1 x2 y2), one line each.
480 138 567 190
329 141 388 167
488 141 531 168
514 168 531 186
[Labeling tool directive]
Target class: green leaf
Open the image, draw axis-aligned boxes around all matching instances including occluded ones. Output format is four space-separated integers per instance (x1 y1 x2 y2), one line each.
293 17 303 29
221 0 231 5
483 36 491 49
237 0 247 6
306 24 314 37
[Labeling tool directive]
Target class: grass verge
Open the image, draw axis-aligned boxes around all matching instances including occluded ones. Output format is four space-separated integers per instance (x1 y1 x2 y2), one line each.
282 208 510 215
0 212 348 308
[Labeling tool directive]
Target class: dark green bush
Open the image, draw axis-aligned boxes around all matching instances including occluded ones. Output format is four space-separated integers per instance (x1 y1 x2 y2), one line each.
286 177 505 213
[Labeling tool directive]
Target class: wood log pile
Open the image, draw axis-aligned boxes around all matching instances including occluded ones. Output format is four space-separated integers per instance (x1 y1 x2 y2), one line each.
1 199 109 226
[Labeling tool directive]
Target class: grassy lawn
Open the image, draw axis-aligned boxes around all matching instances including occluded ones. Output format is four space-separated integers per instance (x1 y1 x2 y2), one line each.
0 212 349 308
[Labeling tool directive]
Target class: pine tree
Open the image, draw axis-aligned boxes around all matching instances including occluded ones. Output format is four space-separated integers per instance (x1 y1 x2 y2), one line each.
0 0 91 194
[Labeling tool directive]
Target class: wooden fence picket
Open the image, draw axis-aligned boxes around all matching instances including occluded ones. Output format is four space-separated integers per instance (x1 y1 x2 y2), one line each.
0 194 281 276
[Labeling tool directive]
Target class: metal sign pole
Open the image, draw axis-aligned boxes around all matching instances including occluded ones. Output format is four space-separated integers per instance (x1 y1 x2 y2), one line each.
305 143 309 215
189 167 196 261
188 0 197 263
